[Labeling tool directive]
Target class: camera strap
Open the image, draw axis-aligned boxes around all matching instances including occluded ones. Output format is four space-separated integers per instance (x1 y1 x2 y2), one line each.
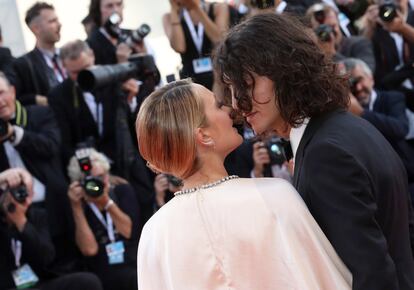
11 239 22 267
14 101 27 128
183 9 204 56
88 203 115 243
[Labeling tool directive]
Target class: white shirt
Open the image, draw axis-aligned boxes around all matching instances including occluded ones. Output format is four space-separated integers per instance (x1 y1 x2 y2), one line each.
38 47 66 83
389 32 413 89
83 92 104 136
289 119 309 159
368 90 378 111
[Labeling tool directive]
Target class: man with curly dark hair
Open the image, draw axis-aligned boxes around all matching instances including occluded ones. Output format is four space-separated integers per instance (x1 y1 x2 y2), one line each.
214 13 414 290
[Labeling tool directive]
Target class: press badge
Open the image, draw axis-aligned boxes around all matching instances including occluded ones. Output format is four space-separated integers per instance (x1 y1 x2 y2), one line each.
192 57 212 74
106 241 125 265
12 264 39 289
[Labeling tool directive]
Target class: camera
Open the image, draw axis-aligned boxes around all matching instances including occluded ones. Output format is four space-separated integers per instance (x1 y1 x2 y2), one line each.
0 119 8 138
379 1 397 22
104 12 151 48
264 137 287 166
75 146 105 198
166 174 183 187
349 76 362 96
0 184 28 215
77 54 160 91
250 0 274 9
314 24 334 42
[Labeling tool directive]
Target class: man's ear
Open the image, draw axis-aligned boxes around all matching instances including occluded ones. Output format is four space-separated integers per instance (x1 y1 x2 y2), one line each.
195 128 215 148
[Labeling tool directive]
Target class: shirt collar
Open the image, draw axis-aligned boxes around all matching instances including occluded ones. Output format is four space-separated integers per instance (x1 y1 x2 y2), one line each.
37 47 59 59
289 118 309 158
368 90 377 111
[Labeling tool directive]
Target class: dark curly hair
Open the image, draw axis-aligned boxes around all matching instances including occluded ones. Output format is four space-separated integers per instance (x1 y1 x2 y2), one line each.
214 13 349 127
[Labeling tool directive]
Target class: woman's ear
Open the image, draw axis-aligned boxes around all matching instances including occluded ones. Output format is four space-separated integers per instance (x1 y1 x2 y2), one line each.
195 128 215 148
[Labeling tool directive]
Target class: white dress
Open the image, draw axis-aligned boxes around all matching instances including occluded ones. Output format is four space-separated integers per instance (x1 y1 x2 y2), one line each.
137 178 352 290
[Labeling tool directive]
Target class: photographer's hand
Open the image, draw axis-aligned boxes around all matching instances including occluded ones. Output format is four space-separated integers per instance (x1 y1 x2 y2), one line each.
35 95 48 106
154 174 169 207
116 42 132 63
3 192 31 232
252 141 270 178
67 181 85 210
348 93 364 116
0 168 33 197
122 78 140 104
361 4 379 39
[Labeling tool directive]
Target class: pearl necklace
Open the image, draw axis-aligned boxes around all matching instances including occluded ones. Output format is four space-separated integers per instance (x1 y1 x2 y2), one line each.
174 175 239 196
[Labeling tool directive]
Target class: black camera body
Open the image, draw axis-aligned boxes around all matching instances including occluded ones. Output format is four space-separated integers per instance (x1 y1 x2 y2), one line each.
0 184 28 215
77 54 160 91
104 13 151 48
265 137 287 166
166 174 183 187
76 147 105 198
315 24 334 42
379 1 398 22
0 119 9 138
250 0 274 9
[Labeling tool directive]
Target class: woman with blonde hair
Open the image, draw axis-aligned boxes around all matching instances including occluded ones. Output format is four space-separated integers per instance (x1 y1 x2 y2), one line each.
136 79 352 290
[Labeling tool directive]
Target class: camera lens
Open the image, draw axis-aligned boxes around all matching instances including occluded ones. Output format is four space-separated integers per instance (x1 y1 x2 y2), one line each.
9 185 28 204
379 2 397 22
83 176 104 198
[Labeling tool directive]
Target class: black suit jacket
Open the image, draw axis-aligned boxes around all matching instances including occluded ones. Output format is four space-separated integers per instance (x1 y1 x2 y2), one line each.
9 47 53 105
10 105 70 238
293 110 414 290
0 47 14 73
363 90 414 181
86 28 118 65
48 78 118 170
0 207 55 290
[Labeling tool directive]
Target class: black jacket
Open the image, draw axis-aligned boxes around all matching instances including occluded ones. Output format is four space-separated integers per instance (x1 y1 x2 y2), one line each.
293 110 414 290
0 207 55 290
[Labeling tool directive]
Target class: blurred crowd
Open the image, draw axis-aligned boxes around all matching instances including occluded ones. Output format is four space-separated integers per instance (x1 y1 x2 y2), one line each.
0 0 413 289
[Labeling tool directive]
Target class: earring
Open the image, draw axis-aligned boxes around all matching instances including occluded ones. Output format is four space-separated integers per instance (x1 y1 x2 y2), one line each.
146 161 161 174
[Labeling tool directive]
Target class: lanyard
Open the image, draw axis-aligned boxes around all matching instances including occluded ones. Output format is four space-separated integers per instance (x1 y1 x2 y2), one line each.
183 9 205 56
11 239 22 267
88 203 115 243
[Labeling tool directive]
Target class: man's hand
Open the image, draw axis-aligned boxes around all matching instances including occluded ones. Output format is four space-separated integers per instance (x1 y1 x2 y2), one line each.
2 192 31 232
180 0 199 10
0 168 34 197
348 93 364 116
316 32 337 58
116 43 132 63
154 174 169 207
252 141 270 178
35 95 48 106
380 12 407 34
122 78 140 104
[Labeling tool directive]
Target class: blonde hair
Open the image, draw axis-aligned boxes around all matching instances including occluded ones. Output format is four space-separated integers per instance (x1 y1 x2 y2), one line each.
136 79 207 179
67 149 111 182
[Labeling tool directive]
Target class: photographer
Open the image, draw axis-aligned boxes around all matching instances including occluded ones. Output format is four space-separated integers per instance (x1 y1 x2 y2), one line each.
0 72 75 272
342 58 414 201
307 3 376 71
153 174 182 210
86 0 150 65
362 0 414 99
163 0 230 90
67 149 140 290
0 168 103 290
49 40 138 176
